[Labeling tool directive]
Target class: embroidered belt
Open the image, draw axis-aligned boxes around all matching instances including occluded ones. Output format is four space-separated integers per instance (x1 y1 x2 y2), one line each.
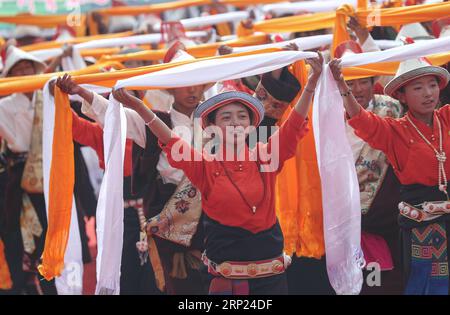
398 200 450 222
202 253 292 279
124 198 143 210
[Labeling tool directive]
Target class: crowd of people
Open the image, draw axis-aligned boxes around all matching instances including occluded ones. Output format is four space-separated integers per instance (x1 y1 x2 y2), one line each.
0 0 449 295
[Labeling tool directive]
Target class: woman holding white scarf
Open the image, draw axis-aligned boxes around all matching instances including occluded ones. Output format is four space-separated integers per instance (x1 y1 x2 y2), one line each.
111 51 323 295
60 43 212 294
329 57 450 295
0 43 54 295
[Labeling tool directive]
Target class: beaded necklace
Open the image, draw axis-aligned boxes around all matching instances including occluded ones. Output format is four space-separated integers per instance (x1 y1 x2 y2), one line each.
406 112 449 200
218 160 266 214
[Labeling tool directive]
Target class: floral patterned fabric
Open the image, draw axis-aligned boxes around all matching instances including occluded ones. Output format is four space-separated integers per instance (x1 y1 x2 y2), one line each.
21 90 44 194
20 193 43 255
355 94 403 214
146 176 202 247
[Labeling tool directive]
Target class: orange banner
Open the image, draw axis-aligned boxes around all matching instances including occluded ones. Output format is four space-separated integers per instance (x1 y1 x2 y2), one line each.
0 61 124 96
0 13 86 37
96 0 286 16
276 61 325 258
21 31 134 52
356 1 450 27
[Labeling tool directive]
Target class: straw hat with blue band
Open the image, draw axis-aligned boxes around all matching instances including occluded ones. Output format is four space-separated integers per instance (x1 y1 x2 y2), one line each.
194 91 265 129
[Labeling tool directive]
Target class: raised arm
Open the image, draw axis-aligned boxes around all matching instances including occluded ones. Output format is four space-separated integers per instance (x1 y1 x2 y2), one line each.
56 73 94 104
112 88 173 145
260 53 323 170
112 88 208 189
56 74 147 147
71 109 103 152
293 52 323 118
328 58 394 154
44 44 74 74
347 16 380 53
329 58 362 118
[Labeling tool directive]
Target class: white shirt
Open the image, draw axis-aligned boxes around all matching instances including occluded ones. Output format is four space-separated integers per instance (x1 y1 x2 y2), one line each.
0 92 36 153
81 92 194 185
157 108 194 185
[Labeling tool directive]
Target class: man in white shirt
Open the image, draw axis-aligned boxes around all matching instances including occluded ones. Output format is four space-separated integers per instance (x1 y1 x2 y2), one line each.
0 44 57 295
0 45 46 153
55 41 212 294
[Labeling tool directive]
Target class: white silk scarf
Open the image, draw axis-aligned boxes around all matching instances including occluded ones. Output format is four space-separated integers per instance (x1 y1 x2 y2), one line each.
153 11 249 32
233 34 333 53
99 38 449 295
95 95 127 295
313 36 450 295
115 50 317 89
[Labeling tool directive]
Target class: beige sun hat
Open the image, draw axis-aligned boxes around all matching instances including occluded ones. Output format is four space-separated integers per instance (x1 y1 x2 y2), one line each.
384 57 450 99
1 45 46 77
108 15 138 33
395 23 434 41
13 25 42 39
383 27 434 95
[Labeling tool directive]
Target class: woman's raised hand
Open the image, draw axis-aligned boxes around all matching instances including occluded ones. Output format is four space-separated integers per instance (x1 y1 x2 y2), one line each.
282 42 299 52
305 52 324 85
55 73 82 95
112 87 143 110
329 58 344 83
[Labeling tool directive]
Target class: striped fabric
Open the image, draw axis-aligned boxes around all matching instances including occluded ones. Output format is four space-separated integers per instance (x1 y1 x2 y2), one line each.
209 277 250 295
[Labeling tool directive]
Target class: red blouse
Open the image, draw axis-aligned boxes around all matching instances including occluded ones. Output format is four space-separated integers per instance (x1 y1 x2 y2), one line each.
348 104 450 186
160 109 308 233
71 110 133 177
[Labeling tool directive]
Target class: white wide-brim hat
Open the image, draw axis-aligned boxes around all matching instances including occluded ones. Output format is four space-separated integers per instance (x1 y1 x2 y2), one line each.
395 23 434 41
384 58 450 99
1 45 46 77
13 25 41 39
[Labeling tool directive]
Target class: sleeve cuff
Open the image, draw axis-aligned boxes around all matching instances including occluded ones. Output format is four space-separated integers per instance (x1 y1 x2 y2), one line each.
81 92 107 123
281 109 309 140
91 93 108 115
